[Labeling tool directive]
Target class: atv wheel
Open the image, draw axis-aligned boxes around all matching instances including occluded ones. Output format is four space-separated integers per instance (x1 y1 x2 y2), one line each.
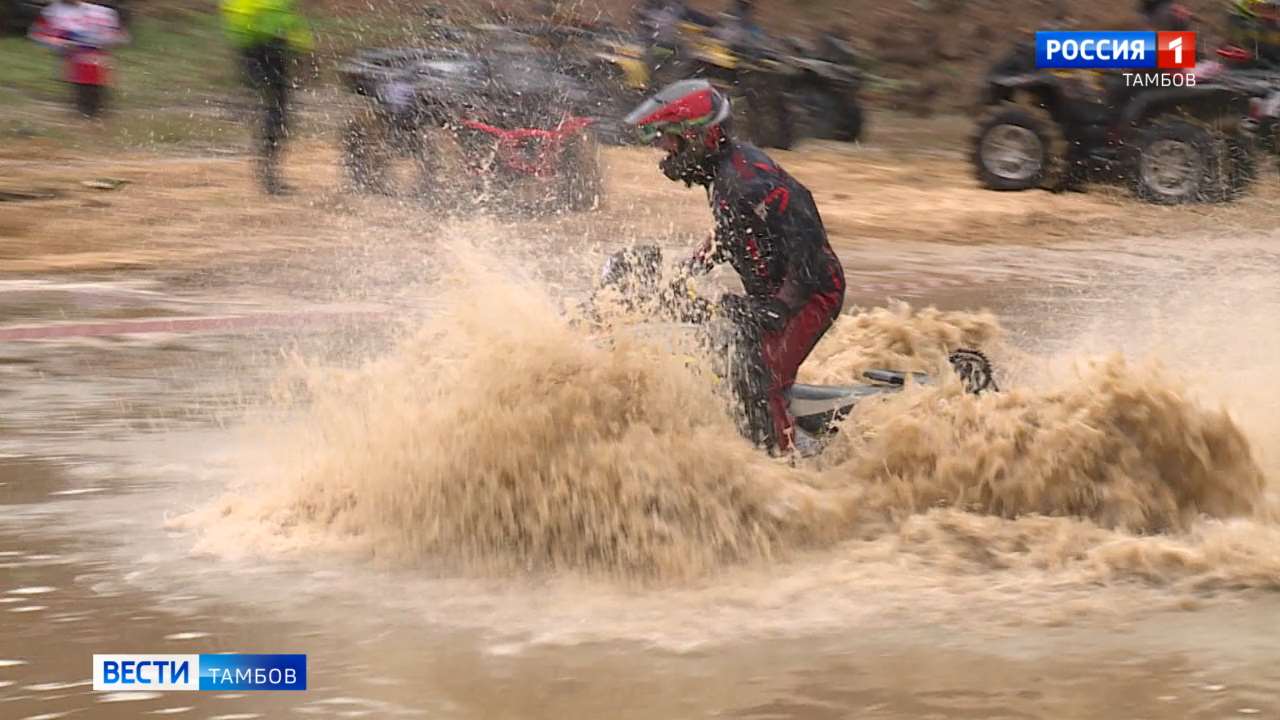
795 86 864 143
1132 118 1242 204
795 86 836 140
1225 132 1258 199
971 102 1066 191
948 349 998 394
342 111 392 194
558 129 604 212
737 73 795 150
342 108 436 198
837 94 865 143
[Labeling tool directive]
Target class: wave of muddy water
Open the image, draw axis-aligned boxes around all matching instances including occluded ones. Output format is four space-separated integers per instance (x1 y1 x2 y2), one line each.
3 222 1280 719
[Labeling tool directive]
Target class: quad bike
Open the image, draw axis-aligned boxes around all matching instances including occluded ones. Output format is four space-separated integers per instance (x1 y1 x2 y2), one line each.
672 19 797 150
592 245 998 449
1212 45 1280 161
780 32 867 143
972 41 1269 204
461 22 653 147
337 47 604 213
551 17 797 149
455 115 603 211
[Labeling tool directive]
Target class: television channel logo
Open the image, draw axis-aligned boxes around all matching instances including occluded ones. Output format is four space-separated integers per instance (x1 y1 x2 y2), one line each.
93 654 307 692
1035 31 1196 69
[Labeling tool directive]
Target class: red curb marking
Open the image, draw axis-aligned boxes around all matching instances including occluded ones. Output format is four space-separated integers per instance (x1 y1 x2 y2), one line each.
0 311 387 342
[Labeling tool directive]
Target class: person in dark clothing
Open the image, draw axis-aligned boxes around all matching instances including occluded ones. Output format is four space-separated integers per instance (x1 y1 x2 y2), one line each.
219 0 313 195
624 79 846 456
244 46 291 193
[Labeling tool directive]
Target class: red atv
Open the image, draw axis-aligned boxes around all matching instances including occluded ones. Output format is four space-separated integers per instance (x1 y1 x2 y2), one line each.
338 47 604 214
454 114 602 212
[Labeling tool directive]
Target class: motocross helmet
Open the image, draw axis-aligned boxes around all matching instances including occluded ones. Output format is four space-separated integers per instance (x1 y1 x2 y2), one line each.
624 79 733 186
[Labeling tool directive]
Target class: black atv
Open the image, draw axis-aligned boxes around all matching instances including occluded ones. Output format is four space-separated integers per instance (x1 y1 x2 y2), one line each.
336 46 604 213
1211 46 1280 161
662 20 799 150
781 32 866 143
971 42 1268 204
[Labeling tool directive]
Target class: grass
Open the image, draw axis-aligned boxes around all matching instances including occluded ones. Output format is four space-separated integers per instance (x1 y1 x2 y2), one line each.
0 11 249 152
0 8 433 153
113 11 239 105
0 12 236 106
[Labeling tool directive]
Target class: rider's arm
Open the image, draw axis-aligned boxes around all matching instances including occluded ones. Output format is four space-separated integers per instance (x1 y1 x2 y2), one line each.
683 233 722 277
685 186 732 276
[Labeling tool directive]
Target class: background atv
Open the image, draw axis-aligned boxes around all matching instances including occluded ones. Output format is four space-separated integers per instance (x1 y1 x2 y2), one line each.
781 32 867 143
552 17 797 149
972 42 1264 204
337 46 603 213
452 22 652 147
1209 46 1280 166
506 17 865 149
670 20 797 150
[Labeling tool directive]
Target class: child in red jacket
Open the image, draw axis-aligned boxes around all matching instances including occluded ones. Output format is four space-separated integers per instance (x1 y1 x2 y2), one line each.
29 0 129 118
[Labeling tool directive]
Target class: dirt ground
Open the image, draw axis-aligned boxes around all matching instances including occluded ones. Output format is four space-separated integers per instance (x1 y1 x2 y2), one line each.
2 110 1280 278
3 113 1280 275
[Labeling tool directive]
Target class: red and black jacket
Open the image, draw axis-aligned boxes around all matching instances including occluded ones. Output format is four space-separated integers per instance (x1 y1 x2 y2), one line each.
690 141 845 324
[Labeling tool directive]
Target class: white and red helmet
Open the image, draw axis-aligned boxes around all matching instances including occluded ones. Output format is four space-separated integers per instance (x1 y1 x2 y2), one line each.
624 79 733 151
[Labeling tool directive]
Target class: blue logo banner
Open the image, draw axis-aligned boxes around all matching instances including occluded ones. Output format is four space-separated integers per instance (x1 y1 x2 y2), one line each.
95 653 307 692
199 654 307 691
1036 31 1157 69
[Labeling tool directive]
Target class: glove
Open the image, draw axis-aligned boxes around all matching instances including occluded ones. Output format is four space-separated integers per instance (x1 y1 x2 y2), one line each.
659 152 712 187
661 278 713 323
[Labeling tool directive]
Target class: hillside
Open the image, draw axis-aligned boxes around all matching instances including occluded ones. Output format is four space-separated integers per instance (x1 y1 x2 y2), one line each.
138 0 1237 112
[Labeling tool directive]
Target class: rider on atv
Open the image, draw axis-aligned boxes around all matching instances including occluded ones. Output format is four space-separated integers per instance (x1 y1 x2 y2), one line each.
623 79 846 456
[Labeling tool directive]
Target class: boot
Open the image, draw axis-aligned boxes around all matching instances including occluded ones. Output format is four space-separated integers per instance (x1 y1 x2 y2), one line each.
791 427 824 459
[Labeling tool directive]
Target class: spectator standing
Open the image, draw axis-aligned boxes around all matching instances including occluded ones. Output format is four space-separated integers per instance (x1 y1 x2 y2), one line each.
219 0 314 195
29 0 129 118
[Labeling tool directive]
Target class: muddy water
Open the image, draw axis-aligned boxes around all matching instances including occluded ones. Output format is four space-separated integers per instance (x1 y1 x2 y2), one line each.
3 228 1280 719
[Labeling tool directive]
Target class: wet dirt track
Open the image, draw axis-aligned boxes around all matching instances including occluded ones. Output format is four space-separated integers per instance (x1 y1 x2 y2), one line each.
3 121 1280 719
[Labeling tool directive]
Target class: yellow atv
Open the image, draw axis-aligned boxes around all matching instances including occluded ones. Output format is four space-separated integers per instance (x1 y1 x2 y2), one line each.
526 18 794 149
671 20 796 149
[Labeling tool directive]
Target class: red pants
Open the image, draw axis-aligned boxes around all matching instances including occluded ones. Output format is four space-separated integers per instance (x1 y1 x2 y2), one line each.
758 290 843 452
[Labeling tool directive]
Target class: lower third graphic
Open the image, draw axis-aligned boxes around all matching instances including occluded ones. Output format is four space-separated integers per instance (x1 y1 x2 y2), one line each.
93 653 307 691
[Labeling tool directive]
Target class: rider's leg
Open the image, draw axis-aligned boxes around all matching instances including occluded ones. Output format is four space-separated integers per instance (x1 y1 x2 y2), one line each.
250 44 290 195
759 290 842 453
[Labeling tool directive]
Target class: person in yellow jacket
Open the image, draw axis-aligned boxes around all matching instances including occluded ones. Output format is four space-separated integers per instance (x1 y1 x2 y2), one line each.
219 0 314 195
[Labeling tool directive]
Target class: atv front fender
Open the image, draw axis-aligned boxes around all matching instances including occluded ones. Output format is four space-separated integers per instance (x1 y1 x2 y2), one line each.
1122 85 1253 127
981 76 1061 110
796 61 862 88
